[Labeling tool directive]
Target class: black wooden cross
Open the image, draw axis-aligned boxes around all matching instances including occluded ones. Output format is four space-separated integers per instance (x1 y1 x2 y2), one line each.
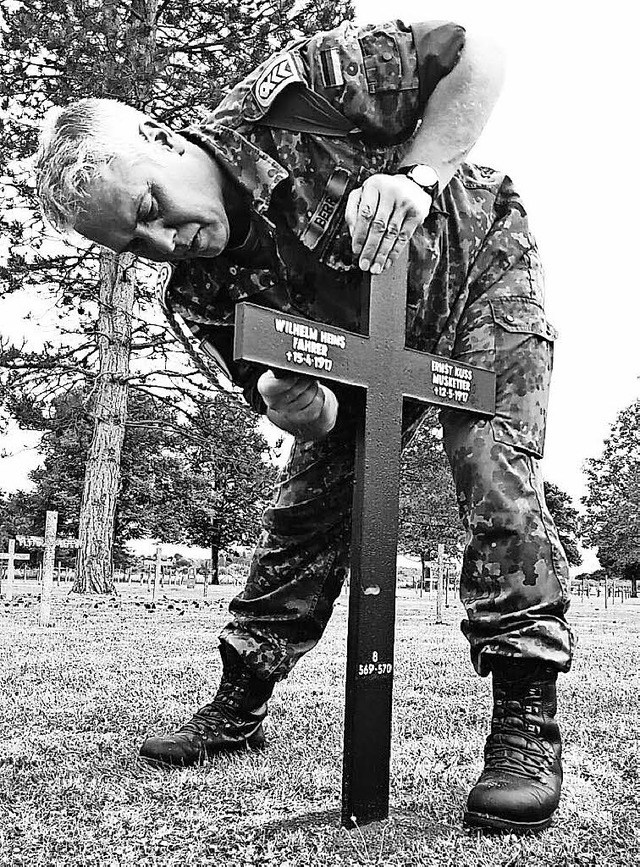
233 251 495 827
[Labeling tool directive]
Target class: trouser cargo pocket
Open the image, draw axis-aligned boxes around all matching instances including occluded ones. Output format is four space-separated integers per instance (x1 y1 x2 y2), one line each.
452 295 558 458
489 296 557 458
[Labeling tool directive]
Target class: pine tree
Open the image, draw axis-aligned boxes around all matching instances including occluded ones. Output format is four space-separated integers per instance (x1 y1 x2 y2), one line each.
1 0 353 590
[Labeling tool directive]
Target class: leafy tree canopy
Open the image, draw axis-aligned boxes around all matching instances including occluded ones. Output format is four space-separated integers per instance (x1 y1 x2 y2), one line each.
581 399 640 579
543 481 582 568
0 386 279 564
398 409 464 560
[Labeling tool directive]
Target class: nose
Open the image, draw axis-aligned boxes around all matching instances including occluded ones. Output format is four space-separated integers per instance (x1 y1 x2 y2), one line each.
135 221 176 256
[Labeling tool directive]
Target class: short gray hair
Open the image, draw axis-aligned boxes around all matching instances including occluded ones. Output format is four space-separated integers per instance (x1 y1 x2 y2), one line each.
36 98 146 231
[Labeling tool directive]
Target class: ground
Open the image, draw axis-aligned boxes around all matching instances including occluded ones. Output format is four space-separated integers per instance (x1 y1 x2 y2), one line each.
1 581 639 866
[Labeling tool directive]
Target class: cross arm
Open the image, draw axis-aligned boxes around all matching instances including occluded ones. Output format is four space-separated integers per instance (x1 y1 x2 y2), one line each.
233 302 495 418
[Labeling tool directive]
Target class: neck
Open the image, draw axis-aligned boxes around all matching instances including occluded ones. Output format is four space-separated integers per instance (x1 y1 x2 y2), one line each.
187 136 251 251
219 172 251 249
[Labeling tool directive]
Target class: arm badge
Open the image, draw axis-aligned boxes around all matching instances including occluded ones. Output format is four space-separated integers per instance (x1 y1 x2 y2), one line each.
253 52 303 111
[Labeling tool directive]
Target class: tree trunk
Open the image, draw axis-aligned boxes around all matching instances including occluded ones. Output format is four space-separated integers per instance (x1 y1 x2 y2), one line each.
622 564 638 598
73 0 158 593
210 540 220 586
74 253 135 592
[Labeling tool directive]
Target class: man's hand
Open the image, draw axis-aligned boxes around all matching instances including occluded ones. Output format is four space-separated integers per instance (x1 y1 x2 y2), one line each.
258 370 338 440
345 174 433 274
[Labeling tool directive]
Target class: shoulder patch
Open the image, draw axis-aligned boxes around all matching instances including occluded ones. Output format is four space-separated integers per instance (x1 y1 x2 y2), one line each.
253 52 303 111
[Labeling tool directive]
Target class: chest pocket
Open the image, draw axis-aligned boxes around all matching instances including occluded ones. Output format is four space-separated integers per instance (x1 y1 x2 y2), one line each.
359 30 418 93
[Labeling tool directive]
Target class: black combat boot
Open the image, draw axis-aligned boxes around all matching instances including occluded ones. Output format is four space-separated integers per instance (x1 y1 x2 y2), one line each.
464 659 563 833
139 645 275 768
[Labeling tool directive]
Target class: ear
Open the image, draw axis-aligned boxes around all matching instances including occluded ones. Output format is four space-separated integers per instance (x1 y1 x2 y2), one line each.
138 119 185 155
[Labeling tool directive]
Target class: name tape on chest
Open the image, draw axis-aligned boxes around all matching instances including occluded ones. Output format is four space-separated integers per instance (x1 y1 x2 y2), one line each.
300 167 351 251
254 52 303 111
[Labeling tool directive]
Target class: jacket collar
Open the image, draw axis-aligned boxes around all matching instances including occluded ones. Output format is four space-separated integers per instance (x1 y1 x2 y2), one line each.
180 122 289 216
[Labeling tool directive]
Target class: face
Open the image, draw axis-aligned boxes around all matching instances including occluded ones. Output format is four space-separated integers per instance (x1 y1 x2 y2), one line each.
75 123 230 262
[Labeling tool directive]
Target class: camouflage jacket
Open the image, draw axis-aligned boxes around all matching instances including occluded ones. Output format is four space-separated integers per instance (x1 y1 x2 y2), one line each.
160 19 543 415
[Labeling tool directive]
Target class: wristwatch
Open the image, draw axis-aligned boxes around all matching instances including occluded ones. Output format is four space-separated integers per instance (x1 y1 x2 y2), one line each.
395 164 440 199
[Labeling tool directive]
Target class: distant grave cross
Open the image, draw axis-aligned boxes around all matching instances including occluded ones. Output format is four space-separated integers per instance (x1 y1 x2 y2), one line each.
17 511 79 626
0 540 30 602
143 546 173 599
234 250 496 826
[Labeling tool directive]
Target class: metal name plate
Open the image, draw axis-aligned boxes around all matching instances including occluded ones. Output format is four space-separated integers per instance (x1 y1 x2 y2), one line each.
234 302 495 417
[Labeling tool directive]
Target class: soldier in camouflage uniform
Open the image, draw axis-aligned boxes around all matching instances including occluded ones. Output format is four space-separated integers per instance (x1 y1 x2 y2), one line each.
36 19 574 832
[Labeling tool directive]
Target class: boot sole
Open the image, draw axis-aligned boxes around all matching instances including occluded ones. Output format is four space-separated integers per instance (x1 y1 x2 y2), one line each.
464 809 553 834
138 731 266 770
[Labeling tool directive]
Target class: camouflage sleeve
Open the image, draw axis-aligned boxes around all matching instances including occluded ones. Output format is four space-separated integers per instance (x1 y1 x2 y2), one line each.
410 21 467 102
299 19 465 143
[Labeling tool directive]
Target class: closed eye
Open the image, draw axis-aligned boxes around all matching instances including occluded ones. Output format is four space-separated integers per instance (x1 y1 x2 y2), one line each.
139 195 159 224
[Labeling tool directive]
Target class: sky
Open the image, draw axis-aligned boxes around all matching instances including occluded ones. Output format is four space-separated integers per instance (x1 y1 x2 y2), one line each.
1 1 639 566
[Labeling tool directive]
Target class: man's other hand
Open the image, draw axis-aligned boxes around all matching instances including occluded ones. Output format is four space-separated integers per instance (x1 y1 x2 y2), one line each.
345 174 432 274
258 370 338 440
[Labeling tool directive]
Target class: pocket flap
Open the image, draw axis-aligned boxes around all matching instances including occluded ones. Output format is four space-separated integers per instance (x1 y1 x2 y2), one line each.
490 297 558 341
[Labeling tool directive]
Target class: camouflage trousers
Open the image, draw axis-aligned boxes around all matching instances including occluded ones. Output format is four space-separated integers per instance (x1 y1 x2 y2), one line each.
220 292 575 681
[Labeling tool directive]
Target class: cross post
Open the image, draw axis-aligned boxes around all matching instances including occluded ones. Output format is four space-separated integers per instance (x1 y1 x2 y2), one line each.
40 510 58 626
16 517 79 625
142 551 172 595
0 539 31 601
233 251 495 826
154 546 162 600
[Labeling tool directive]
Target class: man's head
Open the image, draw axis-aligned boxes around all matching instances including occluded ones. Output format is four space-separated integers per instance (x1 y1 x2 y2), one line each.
36 98 230 261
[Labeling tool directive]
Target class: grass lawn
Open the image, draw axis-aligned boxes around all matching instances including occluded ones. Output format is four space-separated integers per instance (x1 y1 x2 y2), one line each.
1 581 639 866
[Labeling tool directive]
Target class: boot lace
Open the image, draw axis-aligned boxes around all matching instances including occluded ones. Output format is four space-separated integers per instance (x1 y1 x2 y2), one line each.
483 684 555 781
178 669 258 737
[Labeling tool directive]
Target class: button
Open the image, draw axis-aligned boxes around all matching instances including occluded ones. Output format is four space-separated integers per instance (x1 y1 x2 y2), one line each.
382 51 393 62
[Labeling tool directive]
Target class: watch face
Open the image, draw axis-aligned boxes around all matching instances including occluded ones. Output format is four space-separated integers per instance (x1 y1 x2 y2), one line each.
409 165 439 189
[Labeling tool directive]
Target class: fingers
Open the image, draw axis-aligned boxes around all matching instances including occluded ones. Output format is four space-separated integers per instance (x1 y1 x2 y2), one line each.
258 371 338 440
348 182 383 268
346 175 433 274
365 209 406 274
258 370 317 413
345 186 362 237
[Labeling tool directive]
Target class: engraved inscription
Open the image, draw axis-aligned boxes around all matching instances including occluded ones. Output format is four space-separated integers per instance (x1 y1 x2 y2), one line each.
431 359 474 406
274 316 347 373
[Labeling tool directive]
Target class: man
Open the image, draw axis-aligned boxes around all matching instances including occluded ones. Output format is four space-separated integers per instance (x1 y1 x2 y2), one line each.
36 19 573 833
